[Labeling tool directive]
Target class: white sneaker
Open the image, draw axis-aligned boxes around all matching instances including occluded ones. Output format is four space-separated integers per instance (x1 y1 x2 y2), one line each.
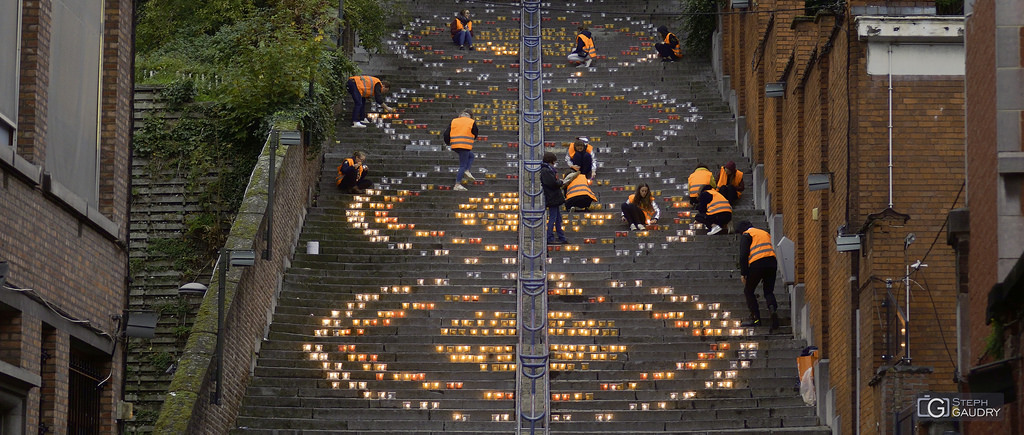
462 171 476 182
352 122 367 128
359 118 370 124
708 224 723 235
585 58 593 67
453 184 468 191
630 224 638 231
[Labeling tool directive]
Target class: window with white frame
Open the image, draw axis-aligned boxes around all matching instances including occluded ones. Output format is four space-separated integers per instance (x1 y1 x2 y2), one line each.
0 0 21 147
47 0 103 205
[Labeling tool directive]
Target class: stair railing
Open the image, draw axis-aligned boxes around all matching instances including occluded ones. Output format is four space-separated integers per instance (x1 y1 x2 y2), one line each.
516 1 549 434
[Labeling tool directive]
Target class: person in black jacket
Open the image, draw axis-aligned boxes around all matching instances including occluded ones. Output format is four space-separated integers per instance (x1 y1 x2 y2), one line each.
451 9 474 50
654 25 681 62
541 152 578 244
736 221 780 331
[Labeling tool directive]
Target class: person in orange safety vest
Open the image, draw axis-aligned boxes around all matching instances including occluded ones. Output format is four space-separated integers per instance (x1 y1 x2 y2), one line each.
336 151 372 194
737 220 780 331
655 25 682 61
347 76 393 128
444 110 480 191
717 160 745 204
567 26 596 67
451 9 474 50
564 172 597 212
695 185 732 235
621 183 660 231
687 163 716 207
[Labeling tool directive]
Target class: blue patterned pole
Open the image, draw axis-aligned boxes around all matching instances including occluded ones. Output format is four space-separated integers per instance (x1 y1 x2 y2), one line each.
516 0 548 434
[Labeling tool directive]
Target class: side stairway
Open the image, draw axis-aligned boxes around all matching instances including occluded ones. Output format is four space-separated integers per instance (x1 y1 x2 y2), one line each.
233 1 828 434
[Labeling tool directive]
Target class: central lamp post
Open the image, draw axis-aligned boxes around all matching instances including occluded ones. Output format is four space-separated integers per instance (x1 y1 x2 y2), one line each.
178 248 255 405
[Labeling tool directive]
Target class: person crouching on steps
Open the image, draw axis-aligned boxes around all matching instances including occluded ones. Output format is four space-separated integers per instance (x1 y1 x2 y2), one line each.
695 184 732 235
444 110 479 191
736 221 780 331
564 172 597 212
347 75 393 128
621 183 660 231
336 151 372 194
567 26 596 67
541 152 578 244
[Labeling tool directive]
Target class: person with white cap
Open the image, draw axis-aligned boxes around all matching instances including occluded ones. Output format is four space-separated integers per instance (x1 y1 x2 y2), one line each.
565 137 597 181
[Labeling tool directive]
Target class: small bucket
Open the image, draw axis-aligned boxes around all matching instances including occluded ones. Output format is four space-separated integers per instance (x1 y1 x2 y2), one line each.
307 241 320 255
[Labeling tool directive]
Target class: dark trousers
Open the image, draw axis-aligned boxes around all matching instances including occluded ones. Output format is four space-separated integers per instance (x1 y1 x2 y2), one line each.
621 202 647 225
338 172 372 191
452 30 473 47
719 184 739 204
565 196 594 210
347 80 366 122
695 211 731 229
547 205 565 242
455 149 474 183
744 257 779 320
655 43 679 60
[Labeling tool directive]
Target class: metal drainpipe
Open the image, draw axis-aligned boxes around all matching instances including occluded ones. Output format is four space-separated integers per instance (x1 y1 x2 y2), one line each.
887 44 894 209
516 1 549 434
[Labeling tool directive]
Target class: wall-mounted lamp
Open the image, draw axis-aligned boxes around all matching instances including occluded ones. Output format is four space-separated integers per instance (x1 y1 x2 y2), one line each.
178 248 255 405
125 312 159 338
731 0 750 9
807 173 831 192
765 82 785 98
836 234 862 252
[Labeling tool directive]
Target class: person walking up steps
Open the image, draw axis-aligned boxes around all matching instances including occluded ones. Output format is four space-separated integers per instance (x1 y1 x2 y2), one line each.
347 75 393 128
567 26 596 67
737 221 780 331
444 110 479 191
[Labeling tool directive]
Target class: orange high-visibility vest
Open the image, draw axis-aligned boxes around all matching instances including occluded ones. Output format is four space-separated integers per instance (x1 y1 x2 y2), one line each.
717 167 744 197
745 228 776 264
568 143 594 159
566 174 597 202
336 158 363 185
454 18 472 33
627 193 657 222
449 117 476 150
706 189 732 215
664 33 682 58
349 76 381 98
577 34 596 57
688 168 714 198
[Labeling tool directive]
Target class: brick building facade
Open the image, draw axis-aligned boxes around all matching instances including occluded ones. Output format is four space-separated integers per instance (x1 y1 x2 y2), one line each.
957 0 1024 433
1 0 134 433
716 1 965 433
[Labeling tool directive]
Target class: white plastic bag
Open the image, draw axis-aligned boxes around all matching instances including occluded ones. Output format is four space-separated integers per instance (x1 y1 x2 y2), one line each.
800 366 816 406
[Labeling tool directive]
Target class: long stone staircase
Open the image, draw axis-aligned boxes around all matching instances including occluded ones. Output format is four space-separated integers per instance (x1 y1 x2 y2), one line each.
232 1 828 433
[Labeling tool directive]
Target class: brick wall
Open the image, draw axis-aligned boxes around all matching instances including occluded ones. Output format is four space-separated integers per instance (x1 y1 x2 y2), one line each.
718 2 964 434
154 136 323 433
964 0 1022 433
0 0 133 433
